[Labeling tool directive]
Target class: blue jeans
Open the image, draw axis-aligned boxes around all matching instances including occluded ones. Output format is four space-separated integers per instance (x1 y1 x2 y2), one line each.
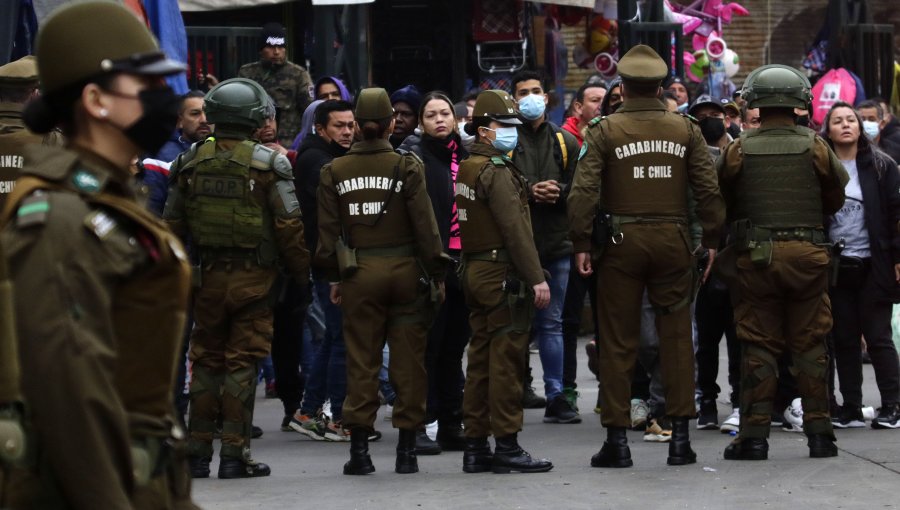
299 279 348 419
533 256 570 401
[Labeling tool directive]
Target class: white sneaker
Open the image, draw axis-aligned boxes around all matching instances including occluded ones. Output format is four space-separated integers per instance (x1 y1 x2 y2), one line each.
642 417 672 442
630 399 649 430
720 408 740 433
782 398 803 432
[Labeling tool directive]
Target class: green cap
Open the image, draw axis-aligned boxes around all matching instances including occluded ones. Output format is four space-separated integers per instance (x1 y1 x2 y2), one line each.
35 0 185 95
355 88 393 121
618 44 668 83
472 90 522 125
0 56 38 86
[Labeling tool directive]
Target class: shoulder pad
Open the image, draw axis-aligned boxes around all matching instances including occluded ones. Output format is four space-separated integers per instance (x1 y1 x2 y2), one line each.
399 150 423 166
490 156 506 167
172 142 200 173
272 153 294 179
588 116 603 127
250 144 276 171
680 113 699 124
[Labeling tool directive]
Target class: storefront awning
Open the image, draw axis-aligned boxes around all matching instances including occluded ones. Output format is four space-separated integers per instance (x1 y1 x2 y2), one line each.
526 0 595 8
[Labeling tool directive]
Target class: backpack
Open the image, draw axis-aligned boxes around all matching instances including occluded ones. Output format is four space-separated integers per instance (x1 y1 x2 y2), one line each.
811 68 858 126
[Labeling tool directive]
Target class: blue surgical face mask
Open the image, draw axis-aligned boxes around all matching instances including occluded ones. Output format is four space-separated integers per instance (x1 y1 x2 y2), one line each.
862 120 880 141
518 94 546 121
484 126 518 152
677 102 688 113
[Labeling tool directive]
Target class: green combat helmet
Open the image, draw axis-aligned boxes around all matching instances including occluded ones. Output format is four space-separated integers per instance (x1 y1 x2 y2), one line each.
472 90 522 125
741 64 812 110
204 78 273 130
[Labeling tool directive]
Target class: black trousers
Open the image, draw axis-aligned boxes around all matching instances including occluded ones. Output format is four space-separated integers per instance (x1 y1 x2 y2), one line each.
425 267 470 424
272 278 309 417
694 278 740 407
828 261 900 408
561 256 599 388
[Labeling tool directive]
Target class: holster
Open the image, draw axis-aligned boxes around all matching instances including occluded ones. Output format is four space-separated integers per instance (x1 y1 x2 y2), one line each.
503 275 534 333
829 239 845 287
592 209 614 256
335 236 359 278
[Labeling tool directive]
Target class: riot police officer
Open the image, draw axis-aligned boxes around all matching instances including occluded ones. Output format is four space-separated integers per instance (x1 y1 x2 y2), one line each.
455 89 553 474
716 65 848 460
0 1 197 507
164 78 310 478
568 45 725 468
315 88 446 475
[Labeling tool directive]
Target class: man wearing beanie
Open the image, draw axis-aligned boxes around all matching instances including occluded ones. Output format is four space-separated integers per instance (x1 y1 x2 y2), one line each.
389 84 421 148
239 22 312 147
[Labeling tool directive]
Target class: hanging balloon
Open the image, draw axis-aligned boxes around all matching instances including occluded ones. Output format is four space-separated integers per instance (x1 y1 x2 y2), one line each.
594 52 618 79
689 50 709 82
722 49 740 78
705 36 727 60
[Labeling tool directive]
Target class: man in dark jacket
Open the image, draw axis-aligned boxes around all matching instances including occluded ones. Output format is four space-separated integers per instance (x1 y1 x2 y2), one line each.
509 69 582 424
155 90 212 162
858 99 900 164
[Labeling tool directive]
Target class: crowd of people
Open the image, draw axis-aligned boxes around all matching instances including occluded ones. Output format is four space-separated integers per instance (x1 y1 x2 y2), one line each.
1 2 899 508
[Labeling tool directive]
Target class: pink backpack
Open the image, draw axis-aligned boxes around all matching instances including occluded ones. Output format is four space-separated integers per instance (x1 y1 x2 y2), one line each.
811 68 857 126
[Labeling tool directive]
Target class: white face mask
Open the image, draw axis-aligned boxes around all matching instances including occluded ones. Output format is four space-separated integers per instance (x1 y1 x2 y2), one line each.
862 120 880 141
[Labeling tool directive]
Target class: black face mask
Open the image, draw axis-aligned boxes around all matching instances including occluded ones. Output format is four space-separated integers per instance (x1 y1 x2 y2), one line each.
699 117 726 145
796 115 810 127
727 123 742 139
122 87 181 154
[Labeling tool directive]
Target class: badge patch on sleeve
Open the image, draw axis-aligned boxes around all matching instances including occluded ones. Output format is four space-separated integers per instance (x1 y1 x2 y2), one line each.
84 210 118 239
72 170 101 193
578 142 588 160
16 194 50 228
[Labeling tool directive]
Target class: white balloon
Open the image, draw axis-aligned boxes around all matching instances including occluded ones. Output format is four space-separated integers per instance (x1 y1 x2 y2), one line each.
722 49 740 78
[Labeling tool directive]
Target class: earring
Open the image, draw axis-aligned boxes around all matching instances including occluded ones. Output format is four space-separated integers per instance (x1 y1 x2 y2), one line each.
99 108 108 118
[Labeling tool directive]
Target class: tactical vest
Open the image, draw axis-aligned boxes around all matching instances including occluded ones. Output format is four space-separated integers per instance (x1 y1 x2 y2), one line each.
182 139 270 252
455 154 521 254
733 127 822 228
598 113 692 218
329 150 415 248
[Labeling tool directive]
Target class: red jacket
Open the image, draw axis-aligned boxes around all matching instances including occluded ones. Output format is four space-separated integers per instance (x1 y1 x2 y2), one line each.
562 116 583 147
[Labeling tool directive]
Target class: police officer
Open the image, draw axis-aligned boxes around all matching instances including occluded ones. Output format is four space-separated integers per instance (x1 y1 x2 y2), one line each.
0 240 25 506
568 45 725 468
164 78 310 479
316 88 447 475
455 89 553 474
0 1 197 508
716 65 848 460
0 55 63 208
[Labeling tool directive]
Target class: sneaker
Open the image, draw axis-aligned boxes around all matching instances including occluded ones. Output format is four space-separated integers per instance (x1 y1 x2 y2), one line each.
529 341 539 354
323 417 351 442
697 399 718 430
280 415 293 432
630 399 649 430
872 403 900 429
544 395 582 424
832 405 866 429
643 417 672 442
585 340 599 378
782 398 803 432
288 412 327 440
522 386 547 409
720 408 740 433
769 413 784 428
563 386 580 413
383 404 393 422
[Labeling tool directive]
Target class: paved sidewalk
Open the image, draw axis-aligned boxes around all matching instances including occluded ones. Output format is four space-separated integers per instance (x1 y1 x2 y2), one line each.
193 338 900 510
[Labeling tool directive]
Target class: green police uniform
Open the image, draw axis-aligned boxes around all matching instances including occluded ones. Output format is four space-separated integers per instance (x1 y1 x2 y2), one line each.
316 88 446 475
568 45 725 468
0 2 198 508
0 56 63 209
0 237 25 509
164 78 310 478
717 65 848 460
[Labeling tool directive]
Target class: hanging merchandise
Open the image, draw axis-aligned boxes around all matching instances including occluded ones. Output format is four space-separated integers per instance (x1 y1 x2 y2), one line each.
810 68 858 125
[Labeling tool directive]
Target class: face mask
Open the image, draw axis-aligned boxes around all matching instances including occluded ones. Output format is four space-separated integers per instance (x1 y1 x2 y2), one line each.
862 120 880 140
458 122 475 145
484 126 518 152
796 115 810 128
121 87 181 154
698 117 726 145
517 94 546 121
677 102 688 113
727 123 742 139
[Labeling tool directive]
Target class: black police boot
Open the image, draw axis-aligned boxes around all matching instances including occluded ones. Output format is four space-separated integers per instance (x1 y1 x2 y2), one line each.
462 437 493 474
343 428 375 475
808 434 838 458
492 434 553 474
188 456 211 478
590 427 632 468
218 457 271 479
667 417 697 465
396 429 419 474
723 437 768 460
414 428 442 455
436 419 467 451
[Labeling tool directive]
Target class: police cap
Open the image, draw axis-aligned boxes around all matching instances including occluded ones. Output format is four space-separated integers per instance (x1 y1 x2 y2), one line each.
0 56 38 86
618 44 668 83
35 0 185 95
472 90 522 125
355 88 393 121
